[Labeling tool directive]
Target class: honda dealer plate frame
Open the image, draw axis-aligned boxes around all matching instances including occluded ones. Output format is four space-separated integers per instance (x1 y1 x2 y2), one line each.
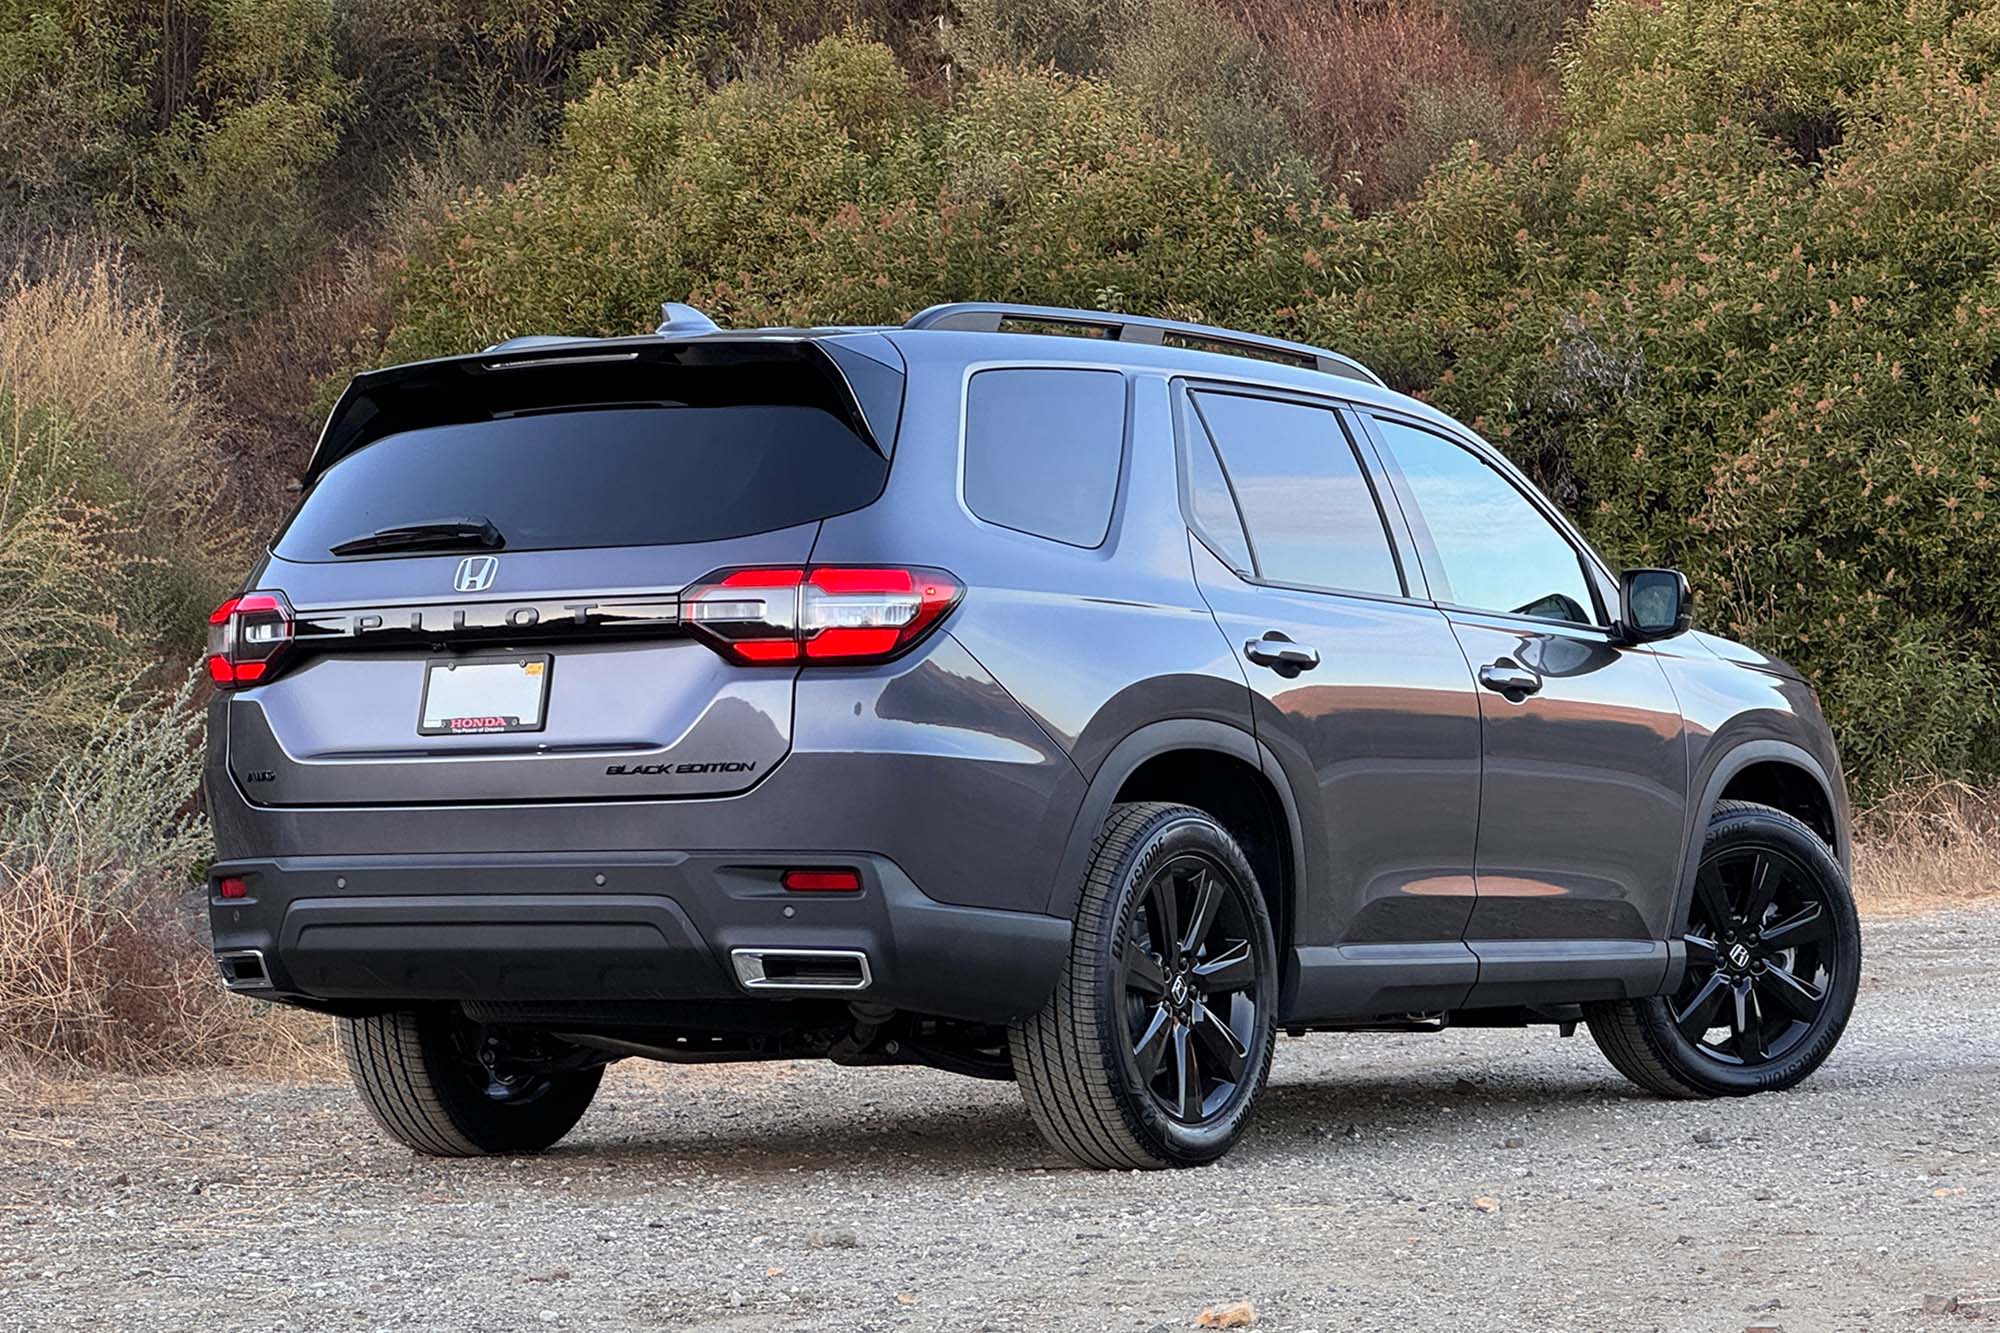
417 655 552 736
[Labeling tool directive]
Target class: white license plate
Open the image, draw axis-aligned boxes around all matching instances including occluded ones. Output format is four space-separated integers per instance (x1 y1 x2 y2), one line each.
418 656 551 735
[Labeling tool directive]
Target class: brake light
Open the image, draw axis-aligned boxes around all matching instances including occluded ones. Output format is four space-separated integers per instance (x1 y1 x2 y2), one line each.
683 566 962 665
216 876 248 900
206 591 294 687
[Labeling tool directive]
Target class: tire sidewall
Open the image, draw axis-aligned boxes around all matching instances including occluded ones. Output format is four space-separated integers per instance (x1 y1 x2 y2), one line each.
1092 810 1279 1165
1643 808 1862 1096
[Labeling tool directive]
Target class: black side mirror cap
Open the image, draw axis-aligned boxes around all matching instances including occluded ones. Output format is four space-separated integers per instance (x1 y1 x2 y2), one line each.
1618 568 1692 644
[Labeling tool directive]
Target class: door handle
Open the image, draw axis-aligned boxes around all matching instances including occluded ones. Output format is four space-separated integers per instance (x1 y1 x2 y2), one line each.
1478 660 1542 697
1245 635 1320 676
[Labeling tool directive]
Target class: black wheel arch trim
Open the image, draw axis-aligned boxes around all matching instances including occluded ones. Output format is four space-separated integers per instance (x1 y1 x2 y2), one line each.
1664 738 1844 992
1043 719 1307 948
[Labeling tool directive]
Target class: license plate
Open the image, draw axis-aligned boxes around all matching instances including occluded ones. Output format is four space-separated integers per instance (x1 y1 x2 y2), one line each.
418 656 551 735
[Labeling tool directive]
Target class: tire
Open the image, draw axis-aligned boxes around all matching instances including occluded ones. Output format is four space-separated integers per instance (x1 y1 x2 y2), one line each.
339 1009 604 1156
1586 799 1861 1099
1011 802 1279 1169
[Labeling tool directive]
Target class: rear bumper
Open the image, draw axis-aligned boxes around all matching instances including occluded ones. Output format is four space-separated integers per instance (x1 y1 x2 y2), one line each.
207 852 1070 1025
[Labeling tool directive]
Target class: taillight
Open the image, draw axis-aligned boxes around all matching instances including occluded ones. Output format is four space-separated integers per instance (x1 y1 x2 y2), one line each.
206 591 294 687
683 566 962 665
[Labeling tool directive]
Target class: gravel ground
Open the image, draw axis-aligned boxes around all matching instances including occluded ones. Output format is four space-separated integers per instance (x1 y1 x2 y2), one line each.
3 906 1996 1332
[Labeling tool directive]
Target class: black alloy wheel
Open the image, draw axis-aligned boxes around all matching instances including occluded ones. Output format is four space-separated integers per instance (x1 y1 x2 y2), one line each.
1673 842 1838 1066
1586 800 1861 1098
1123 852 1263 1123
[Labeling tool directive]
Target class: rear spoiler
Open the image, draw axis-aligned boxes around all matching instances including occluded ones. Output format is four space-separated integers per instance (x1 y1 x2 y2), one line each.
304 334 905 485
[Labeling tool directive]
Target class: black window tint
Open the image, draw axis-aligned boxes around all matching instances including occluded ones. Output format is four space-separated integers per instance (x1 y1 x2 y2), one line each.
1373 417 1597 624
1182 413 1253 572
276 405 886 560
964 368 1126 547
1192 390 1402 596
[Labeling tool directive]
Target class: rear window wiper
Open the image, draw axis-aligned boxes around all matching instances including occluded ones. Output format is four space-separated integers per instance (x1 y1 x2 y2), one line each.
328 516 507 557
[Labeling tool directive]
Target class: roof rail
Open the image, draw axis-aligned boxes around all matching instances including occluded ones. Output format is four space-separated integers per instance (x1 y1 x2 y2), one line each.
903 302 1384 387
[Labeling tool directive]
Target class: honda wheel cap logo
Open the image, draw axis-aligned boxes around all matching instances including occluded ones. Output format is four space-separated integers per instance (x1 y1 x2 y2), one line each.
453 555 499 593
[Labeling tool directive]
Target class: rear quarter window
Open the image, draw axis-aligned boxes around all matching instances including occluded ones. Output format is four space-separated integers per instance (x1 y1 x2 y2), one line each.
963 368 1127 548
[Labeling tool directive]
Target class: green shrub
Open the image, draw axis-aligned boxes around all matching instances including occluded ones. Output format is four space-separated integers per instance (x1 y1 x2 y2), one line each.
1105 0 1317 188
1298 0 2000 791
378 38 1323 359
367 4 2000 794
946 0 1138 74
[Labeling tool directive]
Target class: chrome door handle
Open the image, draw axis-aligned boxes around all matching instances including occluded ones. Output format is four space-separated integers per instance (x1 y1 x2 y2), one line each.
1245 635 1320 676
1478 660 1542 697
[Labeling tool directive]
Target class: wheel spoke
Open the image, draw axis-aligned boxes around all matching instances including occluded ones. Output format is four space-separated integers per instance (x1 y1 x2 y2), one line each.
1180 869 1222 957
1693 862 1733 933
1742 852 1779 924
1192 939 1256 996
1126 949 1169 997
1673 971 1730 1041
1148 874 1181 961
1731 977 1768 1062
1133 1005 1172 1082
1684 933 1720 966
1170 1023 1200 1119
1189 1001 1248 1083
1761 902 1830 950
1756 962 1824 1023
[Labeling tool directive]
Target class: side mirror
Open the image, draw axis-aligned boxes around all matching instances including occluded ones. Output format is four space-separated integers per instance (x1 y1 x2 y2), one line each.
1618 568 1692 643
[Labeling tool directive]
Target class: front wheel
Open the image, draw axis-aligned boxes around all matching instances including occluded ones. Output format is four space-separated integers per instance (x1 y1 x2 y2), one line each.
1586 800 1861 1098
1011 802 1279 1169
339 1009 605 1156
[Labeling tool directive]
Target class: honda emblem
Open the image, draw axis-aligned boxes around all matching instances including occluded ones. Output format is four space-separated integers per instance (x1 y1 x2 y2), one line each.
453 555 499 593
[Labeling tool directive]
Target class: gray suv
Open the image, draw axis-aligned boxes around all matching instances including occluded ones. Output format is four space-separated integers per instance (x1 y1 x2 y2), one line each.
204 302 1861 1168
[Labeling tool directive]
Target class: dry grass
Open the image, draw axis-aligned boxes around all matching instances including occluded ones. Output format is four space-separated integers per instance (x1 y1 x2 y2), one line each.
0 248 218 518
1852 781 2000 916
0 864 336 1077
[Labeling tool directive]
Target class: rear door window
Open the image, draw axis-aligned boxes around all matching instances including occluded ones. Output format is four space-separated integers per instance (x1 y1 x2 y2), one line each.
963 368 1127 547
276 404 888 560
1190 389 1403 597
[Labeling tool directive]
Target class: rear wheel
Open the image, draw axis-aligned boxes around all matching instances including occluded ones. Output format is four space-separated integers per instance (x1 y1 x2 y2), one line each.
1586 800 1861 1098
339 1009 604 1156
1011 802 1278 1169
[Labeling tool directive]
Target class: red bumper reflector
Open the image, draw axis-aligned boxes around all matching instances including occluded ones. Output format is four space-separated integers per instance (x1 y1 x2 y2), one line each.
781 869 862 892
217 876 248 900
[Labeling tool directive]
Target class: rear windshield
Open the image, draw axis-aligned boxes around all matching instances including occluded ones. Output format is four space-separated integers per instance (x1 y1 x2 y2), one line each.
274 405 888 560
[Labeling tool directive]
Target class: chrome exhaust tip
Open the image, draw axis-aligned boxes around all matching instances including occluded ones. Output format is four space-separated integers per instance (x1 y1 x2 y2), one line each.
730 948 872 992
216 949 272 990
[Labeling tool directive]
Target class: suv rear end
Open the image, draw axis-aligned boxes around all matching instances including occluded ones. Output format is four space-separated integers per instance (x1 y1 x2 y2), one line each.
204 329 1079 1058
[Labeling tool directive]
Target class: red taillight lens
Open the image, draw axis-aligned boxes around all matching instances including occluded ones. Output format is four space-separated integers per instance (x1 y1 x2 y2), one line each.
206 591 294 688
216 876 248 900
683 566 962 666
781 868 862 892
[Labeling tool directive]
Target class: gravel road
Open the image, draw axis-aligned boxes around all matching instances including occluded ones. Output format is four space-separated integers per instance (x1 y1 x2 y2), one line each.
4 906 1996 1332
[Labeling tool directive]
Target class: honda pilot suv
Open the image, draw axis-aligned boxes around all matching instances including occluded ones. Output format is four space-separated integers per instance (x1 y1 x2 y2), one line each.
205 302 1861 1168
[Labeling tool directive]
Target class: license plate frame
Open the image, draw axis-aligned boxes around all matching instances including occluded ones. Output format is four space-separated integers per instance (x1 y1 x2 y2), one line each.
417 655 552 736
